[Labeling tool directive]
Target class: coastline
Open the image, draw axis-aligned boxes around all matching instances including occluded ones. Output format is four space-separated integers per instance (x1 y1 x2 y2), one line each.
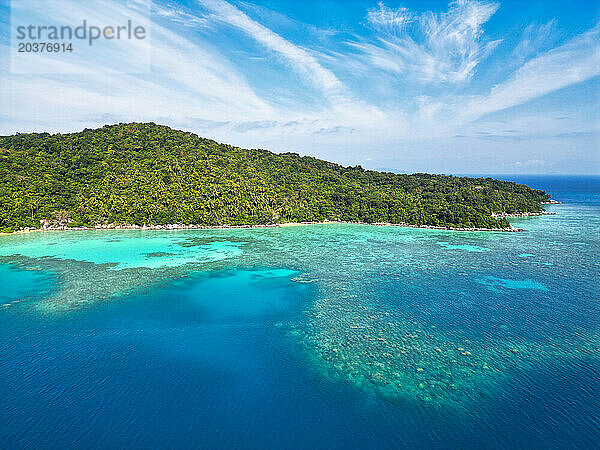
491 211 556 218
0 219 527 236
3 199 564 236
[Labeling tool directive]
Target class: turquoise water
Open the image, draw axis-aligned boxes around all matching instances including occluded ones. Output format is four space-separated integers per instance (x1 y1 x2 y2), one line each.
1 176 599 448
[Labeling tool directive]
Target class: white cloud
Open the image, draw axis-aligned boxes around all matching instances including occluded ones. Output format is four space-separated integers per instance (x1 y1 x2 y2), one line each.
366 2 413 32
466 23 600 119
355 0 501 83
153 2 209 27
198 0 346 104
512 20 557 63
1 0 274 133
197 0 386 123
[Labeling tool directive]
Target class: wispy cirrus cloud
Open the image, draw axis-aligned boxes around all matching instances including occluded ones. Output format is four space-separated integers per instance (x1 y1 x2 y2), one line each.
198 0 346 106
365 2 413 32
354 0 501 83
197 0 386 124
466 22 600 119
1 0 272 133
153 2 208 27
512 19 557 64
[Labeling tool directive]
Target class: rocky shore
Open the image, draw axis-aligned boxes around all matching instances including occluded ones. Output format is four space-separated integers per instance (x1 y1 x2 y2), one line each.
371 222 524 232
491 211 556 218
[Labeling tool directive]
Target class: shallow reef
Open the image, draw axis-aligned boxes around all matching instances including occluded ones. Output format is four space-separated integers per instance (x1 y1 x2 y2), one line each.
291 276 599 406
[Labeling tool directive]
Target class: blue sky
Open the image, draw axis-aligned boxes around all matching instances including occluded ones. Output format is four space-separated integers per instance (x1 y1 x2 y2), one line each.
0 0 598 174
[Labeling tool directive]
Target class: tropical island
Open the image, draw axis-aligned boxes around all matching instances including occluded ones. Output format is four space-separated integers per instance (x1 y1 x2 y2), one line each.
0 123 552 233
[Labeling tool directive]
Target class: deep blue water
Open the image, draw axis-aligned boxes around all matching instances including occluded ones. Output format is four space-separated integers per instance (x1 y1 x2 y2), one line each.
1 176 599 448
466 174 600 204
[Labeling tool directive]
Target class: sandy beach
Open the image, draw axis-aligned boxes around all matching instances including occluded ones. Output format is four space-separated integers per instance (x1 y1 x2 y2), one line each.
0 219 528 236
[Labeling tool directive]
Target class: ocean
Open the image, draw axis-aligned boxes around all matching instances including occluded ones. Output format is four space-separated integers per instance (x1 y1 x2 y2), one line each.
1 175 599 448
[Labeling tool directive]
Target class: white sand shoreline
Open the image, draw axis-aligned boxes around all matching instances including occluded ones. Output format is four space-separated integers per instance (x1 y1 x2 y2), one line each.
1 220 527 236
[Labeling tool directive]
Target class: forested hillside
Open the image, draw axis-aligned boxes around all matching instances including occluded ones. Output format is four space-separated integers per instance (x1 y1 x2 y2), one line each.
0 123 550 232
